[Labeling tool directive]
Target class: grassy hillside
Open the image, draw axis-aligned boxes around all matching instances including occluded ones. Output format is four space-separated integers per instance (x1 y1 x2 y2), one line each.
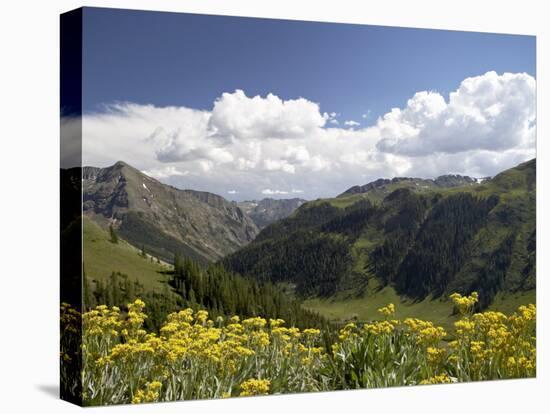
83 216 328 330
224 159 536 323
83 216 171 292
303 286 535 331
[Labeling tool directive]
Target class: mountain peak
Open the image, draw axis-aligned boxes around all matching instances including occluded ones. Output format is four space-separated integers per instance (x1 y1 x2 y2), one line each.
81 160 259 263
236 198 307 229
110 160 137 172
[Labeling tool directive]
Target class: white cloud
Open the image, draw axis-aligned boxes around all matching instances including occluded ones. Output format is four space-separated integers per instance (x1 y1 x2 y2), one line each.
209 89 326 140
61 116 82 169
344 120 360 127
263 159 296 174
198 160 213 172
375 72 536 156
81 71 535 200
142 166 189 179
285 145 310 163
227 190 238 194
262 189 290 195
261 188 304 196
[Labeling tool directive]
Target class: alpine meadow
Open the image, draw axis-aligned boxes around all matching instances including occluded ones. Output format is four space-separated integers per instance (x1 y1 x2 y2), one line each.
60 7 536 407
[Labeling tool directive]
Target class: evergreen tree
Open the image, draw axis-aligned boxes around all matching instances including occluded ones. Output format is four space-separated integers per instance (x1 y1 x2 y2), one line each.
83 273 95 309
109 224 119 244
188 287 196 304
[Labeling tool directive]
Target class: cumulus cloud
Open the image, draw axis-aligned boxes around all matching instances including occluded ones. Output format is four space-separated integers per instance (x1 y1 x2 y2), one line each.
81 72 536 200
375 71 536 156
209 89 326 140
263 159 296 174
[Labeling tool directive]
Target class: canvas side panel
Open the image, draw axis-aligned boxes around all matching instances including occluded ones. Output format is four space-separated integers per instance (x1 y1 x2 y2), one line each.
60 8 83 407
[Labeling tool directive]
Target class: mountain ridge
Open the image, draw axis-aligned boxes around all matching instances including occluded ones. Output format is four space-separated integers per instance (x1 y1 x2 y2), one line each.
81 161 259 263
236 198 307 229
339 173 488 198
223 159 536 310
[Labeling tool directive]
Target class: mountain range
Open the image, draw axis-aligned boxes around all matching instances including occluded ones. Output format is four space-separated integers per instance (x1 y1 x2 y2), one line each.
81 161 305 263
223 159 536 310
76 158 535 314
339 174 488 199
236 198 306 229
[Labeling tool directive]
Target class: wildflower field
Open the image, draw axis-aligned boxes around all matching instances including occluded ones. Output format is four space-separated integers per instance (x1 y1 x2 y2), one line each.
61 292 536 406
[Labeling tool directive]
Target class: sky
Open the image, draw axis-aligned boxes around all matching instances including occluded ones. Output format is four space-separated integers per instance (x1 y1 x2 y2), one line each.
77 7 536 201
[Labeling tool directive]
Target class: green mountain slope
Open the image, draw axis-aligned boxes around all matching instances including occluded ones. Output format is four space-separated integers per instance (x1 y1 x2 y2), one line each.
223 159 536 317
83 216 171 292
82 215 327 330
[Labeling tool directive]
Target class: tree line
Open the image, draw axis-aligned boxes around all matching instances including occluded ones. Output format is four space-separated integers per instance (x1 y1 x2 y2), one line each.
84 255 329 331
171 254 329 329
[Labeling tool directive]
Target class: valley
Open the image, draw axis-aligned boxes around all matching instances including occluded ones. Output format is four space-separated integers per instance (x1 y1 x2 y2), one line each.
78 158 536 328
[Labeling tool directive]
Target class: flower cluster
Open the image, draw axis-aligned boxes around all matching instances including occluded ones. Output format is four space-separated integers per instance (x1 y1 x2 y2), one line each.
377 303 395 318
450 292 479 315
404 318 447 346
420 374 452 385
81 300 326 405
132 381 162 404
75 295 536 406
239 378 271 396
447 298 536 380
60 303 82 400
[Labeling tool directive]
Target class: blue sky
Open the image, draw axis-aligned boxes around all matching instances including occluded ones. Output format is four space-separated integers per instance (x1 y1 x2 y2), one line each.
79 7 536 200
82 7 535 125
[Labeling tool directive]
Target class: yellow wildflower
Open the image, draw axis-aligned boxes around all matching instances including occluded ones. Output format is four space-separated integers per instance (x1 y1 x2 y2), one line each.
239 378 271 397
426 346 445 364
420 374 452 385
450 292 479 315
377 303 396 318
132 381 162 404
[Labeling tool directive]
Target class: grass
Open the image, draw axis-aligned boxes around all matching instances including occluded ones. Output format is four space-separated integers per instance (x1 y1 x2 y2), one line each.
304 287 455 329
303 286 536 332
300 160 536 331
350 233 381 274
488 290 536 314
83 216 172 292
64 293 535 405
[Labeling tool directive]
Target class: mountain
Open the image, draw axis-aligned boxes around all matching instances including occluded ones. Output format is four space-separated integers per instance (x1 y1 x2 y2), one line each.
81 215 326 330
223 159 536 310
82 216 172 292
338 174 487 199
236 198 307 229
82 161 259 263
